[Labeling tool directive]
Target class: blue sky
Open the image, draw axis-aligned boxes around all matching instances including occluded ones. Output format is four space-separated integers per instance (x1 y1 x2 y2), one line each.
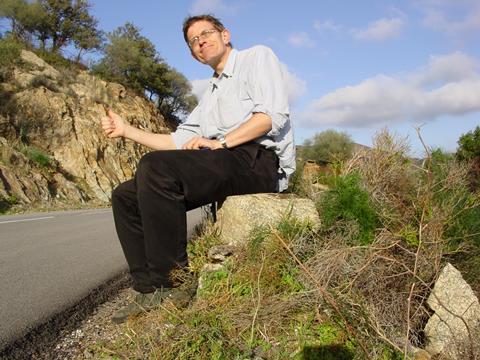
86 1 479 155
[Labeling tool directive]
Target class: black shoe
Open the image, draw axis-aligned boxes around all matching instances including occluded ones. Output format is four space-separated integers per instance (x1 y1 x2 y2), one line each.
112 287 174 324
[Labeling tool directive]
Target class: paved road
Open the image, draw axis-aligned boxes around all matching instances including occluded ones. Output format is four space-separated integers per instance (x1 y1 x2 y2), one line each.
0 207 206 351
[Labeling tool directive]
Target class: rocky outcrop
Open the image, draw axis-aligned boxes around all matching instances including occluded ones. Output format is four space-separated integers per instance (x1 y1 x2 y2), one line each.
0 50 171 208
215 193 320 245
424 263 480 359
0 137 87 204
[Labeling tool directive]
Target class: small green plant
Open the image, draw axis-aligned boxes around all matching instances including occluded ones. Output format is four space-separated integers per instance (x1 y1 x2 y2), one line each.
0 36 23 81
17 145 52 167
318 172 378 245
0 195 18 213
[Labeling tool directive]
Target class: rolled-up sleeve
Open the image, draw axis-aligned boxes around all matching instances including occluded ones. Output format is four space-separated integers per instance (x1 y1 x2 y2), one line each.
248 46 290 137
170 106 202 148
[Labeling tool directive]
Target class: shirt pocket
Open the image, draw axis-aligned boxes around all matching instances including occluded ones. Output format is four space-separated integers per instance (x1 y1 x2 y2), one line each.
216 89 253 130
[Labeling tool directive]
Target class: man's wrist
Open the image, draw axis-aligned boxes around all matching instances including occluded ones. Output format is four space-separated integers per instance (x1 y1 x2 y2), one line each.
216 134 228 149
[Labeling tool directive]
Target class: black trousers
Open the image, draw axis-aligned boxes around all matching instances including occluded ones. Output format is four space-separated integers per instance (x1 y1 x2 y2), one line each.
111 142 279 293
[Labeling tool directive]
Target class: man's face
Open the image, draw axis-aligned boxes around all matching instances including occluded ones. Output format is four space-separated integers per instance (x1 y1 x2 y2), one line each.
187 20 231 68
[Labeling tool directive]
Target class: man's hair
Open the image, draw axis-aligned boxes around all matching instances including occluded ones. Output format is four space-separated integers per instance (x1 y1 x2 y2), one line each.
182 14 232 47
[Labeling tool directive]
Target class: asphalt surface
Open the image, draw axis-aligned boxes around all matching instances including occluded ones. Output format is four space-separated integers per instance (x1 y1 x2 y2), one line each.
0 207 205 351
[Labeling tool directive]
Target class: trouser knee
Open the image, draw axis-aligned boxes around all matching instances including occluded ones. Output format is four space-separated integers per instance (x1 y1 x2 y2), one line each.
111 180 133 211
135 151 178 192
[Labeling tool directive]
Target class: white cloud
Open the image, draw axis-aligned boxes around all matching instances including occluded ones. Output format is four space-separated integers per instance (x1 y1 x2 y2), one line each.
287 32 316 48
190 63 307 105
417 0 480 35
313 20 341 33
299 53 480 128
353 17 405 41
423 7 480 33
281 64 307 104
189 0 236 15
410 52 478 86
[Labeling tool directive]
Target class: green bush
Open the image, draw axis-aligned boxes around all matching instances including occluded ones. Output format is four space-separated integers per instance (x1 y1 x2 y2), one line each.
0 36 23 81
456 126 480 161
0 195 18 213
317 172 378 245
301 130 354 163
429 149 480 247
0 36 23 67
18 145 52 167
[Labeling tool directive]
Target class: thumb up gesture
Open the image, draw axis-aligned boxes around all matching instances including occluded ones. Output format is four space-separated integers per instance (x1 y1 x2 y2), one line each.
101 109 127 138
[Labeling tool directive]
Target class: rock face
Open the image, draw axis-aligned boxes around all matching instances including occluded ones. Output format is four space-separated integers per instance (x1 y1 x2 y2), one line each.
0 50 171 208
216 193 320 245
424 263 480 358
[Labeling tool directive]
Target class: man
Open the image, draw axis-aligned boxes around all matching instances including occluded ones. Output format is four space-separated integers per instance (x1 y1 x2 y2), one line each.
101 14 295 323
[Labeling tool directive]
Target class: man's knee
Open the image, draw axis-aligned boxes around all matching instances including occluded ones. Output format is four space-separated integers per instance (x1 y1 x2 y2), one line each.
111 180 136 209
136 151 178 190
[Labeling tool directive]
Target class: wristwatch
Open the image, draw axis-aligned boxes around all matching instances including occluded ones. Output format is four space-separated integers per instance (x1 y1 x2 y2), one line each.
217 135 228 149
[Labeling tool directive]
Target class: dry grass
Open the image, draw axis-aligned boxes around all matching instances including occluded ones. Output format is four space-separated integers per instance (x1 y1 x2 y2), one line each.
81 130 480 359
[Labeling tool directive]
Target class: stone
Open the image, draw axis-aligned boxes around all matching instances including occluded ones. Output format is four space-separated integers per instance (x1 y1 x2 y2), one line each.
207 244 236 262
216 193 320 246
424 263 480 358
413 348 431 360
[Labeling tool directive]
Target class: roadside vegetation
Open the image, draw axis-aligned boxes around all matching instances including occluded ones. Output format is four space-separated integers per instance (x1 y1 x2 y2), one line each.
80 127 480 359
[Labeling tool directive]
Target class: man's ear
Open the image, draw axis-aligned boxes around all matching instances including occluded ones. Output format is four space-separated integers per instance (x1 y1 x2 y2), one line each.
222 28 231 45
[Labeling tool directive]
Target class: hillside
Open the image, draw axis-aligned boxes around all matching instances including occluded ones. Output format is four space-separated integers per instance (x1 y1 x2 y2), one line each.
0 50 172 213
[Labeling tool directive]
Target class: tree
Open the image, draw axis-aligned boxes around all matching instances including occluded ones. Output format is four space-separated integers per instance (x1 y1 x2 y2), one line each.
456 126 480 161
0 0 102 55
93 22 197 124
301 129 354 163
37 0 101 52
0 0 44 43
156 67 198 123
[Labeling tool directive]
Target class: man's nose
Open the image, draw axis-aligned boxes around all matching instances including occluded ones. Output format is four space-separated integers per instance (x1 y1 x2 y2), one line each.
199 36 208 46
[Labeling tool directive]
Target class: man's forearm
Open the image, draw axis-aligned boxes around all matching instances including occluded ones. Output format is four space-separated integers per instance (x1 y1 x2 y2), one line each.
223 112 272 148
124 125 176 150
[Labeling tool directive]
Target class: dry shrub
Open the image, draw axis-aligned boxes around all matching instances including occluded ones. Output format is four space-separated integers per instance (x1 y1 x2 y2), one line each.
300 129 479 356
345 129 417 230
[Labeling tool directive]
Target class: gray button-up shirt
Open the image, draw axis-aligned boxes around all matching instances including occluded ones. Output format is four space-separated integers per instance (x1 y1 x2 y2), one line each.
171 45 295 192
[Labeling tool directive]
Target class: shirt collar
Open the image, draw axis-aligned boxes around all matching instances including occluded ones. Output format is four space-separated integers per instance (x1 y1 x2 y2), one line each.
221 48 237 78
209 48 237 90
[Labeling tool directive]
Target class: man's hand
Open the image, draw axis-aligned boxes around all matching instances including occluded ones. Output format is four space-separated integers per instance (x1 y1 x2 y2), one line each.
182 136 223 150
101 109 128 138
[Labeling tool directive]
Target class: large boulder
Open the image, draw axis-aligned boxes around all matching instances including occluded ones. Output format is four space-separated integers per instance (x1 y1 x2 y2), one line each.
215 193 320 246
424 263 480 358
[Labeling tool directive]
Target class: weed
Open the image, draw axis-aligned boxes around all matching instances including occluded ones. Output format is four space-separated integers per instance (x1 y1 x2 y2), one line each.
317 172 378 245
17 145 52 167
0 195 18 213
0 36 22 81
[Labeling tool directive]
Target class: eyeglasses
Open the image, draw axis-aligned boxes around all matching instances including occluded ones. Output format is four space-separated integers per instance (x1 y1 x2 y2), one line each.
188 29 219 48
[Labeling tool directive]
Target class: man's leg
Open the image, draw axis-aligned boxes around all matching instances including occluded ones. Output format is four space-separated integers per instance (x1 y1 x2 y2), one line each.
111 179 155 293
134 143 278 289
